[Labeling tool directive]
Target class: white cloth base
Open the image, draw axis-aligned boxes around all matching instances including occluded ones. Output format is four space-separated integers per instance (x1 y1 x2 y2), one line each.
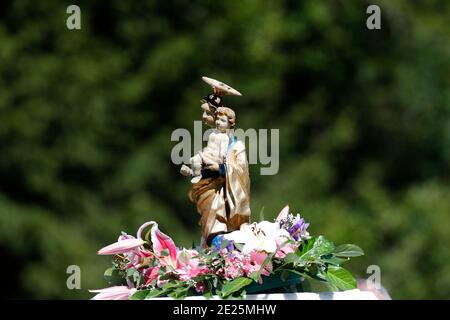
147 289 378 300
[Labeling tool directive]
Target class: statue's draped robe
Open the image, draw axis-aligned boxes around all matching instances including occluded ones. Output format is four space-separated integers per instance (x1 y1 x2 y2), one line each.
188 138 251 245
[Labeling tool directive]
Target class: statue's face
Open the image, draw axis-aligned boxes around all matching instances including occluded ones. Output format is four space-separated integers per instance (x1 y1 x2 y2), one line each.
201 102 216 128
215 114 230 132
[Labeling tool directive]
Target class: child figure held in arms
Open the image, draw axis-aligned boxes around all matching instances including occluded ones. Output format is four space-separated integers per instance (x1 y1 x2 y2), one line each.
181 103 235 183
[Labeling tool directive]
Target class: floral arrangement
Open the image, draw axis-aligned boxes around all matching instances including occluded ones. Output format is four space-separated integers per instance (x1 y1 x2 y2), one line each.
90 206 364 300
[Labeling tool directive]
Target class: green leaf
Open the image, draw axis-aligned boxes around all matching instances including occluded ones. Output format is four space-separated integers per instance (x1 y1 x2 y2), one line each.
299 278 311 292
202 281 213 299
146 288 167 298
168 286 190 299
220 239 229 250
221 277 253 298
130 289 151 300
161 282 182 291
134 274 143 286
319 254 348 266
145 282 181 298
326 266 357 290
203 291 213 299
297 237 316 255
306 271 328 283
103 267 126 286
295 237 316 263
283 253 300 264
282 269 307 278
311 236 335 257
157 267 166 275
334 244 364 257
324 281 339 292
280 270 290 281
296 236 335 265
287 269 329 287
233 243 244 252
126 268 137 277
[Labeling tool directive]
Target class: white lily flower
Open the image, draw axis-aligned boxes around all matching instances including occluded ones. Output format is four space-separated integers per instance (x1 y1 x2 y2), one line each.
224 221 290 254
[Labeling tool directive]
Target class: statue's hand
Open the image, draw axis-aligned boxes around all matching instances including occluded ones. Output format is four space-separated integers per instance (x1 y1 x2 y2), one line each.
180 164 193 176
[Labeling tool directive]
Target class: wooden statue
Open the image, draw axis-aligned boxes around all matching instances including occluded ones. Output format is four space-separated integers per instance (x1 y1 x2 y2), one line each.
180 77 251 246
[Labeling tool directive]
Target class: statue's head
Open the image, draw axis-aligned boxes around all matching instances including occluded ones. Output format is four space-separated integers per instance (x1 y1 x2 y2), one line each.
201 103 216 127
216 106 236 131
200 94 223 128
200 77 241 129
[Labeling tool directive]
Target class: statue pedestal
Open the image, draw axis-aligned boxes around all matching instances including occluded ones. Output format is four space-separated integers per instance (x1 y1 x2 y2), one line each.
147 289 379 300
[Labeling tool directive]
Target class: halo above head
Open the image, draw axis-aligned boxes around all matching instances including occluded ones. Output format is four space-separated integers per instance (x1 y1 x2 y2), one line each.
202 76 242 96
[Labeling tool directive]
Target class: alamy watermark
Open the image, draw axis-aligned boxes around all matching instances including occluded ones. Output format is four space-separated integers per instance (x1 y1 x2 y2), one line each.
66 5 381 32
66 265 81 289
171 121 280 175
66 5 81 30
366 264 381 290
366 5 381 30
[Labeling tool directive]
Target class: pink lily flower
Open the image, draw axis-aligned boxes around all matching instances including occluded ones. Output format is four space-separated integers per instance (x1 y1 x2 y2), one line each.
176 249 210 281
275 240 296 259
248 251 273 284
137 221 179 270
97 238 145 255
89 286 136 300
250 251 272 275
126 248 154 269
144 266 160 286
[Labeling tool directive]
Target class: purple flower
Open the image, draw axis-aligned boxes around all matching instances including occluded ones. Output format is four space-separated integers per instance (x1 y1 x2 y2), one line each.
211 234 235 252
288 218 310 241
277 209 310 242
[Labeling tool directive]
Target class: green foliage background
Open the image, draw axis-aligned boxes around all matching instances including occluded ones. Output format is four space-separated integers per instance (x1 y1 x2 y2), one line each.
0 0 448 299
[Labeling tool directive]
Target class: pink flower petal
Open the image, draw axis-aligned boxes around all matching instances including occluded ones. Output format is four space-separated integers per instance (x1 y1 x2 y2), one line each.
97 238 145 255
89 286 135 300
150 223 178 268
276 205 290 221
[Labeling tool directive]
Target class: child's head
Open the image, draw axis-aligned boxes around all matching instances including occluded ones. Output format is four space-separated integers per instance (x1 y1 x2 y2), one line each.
215 107 236 131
